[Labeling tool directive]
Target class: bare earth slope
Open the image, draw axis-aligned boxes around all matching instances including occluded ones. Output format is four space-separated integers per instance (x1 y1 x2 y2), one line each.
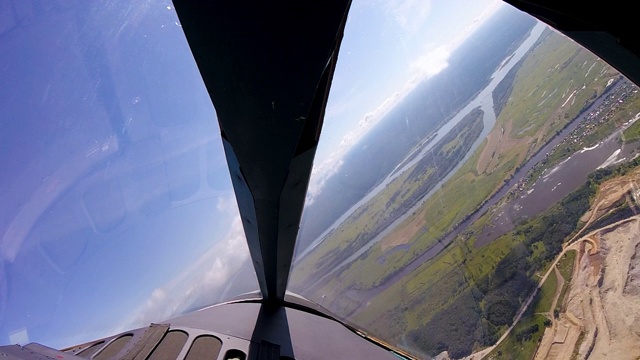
541 219 640 360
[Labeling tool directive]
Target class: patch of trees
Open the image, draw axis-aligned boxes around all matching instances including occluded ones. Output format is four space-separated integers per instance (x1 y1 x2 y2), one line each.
474 319 500 348
521 181 594 268
313 230 370 272
388 138 640 359
402 107 484 209
588 155 640 184
408 107 484 182
411 181 595 358
515 324 540 343
480 245 538 323
558 48 581 72
408 289 482 359
492 58 524 117
584 201 634 234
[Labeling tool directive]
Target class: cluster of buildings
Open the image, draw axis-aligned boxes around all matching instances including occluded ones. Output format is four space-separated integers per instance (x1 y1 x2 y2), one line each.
509 79 638 199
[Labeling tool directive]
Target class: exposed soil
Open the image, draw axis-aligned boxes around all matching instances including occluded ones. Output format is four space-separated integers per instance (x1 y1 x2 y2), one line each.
476 119 530 174
539 220 640 359
534 267 565 360
580 176 640 223
528 171 640 359
380 211 427 251
568 170 640 247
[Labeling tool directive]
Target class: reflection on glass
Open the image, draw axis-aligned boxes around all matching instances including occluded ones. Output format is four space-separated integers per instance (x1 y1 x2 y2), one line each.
291 1 640 358
0 0 256 348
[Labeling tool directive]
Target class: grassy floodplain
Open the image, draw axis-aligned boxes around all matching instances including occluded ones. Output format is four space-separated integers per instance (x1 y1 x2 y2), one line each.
532 270 558 314
293 29 616 291
623 107 640 141
291 28 640 358
489 314 548 360
487 267 563 360
555 250 577 311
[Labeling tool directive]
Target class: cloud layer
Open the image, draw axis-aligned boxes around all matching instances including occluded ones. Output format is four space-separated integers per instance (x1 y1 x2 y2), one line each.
120 196 252 329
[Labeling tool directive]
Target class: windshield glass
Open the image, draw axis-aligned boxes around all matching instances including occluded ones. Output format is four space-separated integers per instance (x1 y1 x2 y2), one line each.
0 0 257 348
290 1 640 358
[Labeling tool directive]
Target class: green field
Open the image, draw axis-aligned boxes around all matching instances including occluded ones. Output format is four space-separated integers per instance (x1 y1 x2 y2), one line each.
291 108 484 289
487 252 574 360
532 270 558 314
558 251 576 282
623 110 640 141
556 250 577 311
348 179 595 357
500 33 612 140
292 29 634 359
487 252 573 360
488 314 548 360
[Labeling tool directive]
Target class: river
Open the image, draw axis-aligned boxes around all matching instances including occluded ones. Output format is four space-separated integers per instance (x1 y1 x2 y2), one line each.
302 35 638 297
296 22 547 261
475 124 639 246
316 80 638 305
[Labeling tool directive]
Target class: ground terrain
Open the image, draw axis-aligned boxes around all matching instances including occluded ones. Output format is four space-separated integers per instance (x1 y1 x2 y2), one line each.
292 29 640 359
482 167 640 360
532 218 640 360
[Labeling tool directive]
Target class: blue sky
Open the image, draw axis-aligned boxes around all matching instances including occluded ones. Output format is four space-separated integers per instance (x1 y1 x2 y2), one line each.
0 0 506 348
0 0 252 347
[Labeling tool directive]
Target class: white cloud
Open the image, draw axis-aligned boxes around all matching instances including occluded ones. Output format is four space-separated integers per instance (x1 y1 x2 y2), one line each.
121 197 250 328
411 45 451 78
385 0 432 36
307 48 452 204
306 90 405 204
305 0 502 205
306 157 344 206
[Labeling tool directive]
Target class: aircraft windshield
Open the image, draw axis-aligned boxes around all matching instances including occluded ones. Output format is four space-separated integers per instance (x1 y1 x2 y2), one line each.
291 1 640 358
4 1 640 358
0 1 257 348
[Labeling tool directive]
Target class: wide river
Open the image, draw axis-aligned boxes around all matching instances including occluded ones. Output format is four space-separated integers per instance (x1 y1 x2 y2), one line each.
296 22 548 261
301 25 639 296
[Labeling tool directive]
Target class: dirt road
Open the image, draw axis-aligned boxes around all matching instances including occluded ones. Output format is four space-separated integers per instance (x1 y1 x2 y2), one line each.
564 219 640 359
464 215 640 360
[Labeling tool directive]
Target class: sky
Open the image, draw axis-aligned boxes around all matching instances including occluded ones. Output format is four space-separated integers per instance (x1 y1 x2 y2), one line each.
0 0 254 347
0 0 506 349
308 0 503 202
